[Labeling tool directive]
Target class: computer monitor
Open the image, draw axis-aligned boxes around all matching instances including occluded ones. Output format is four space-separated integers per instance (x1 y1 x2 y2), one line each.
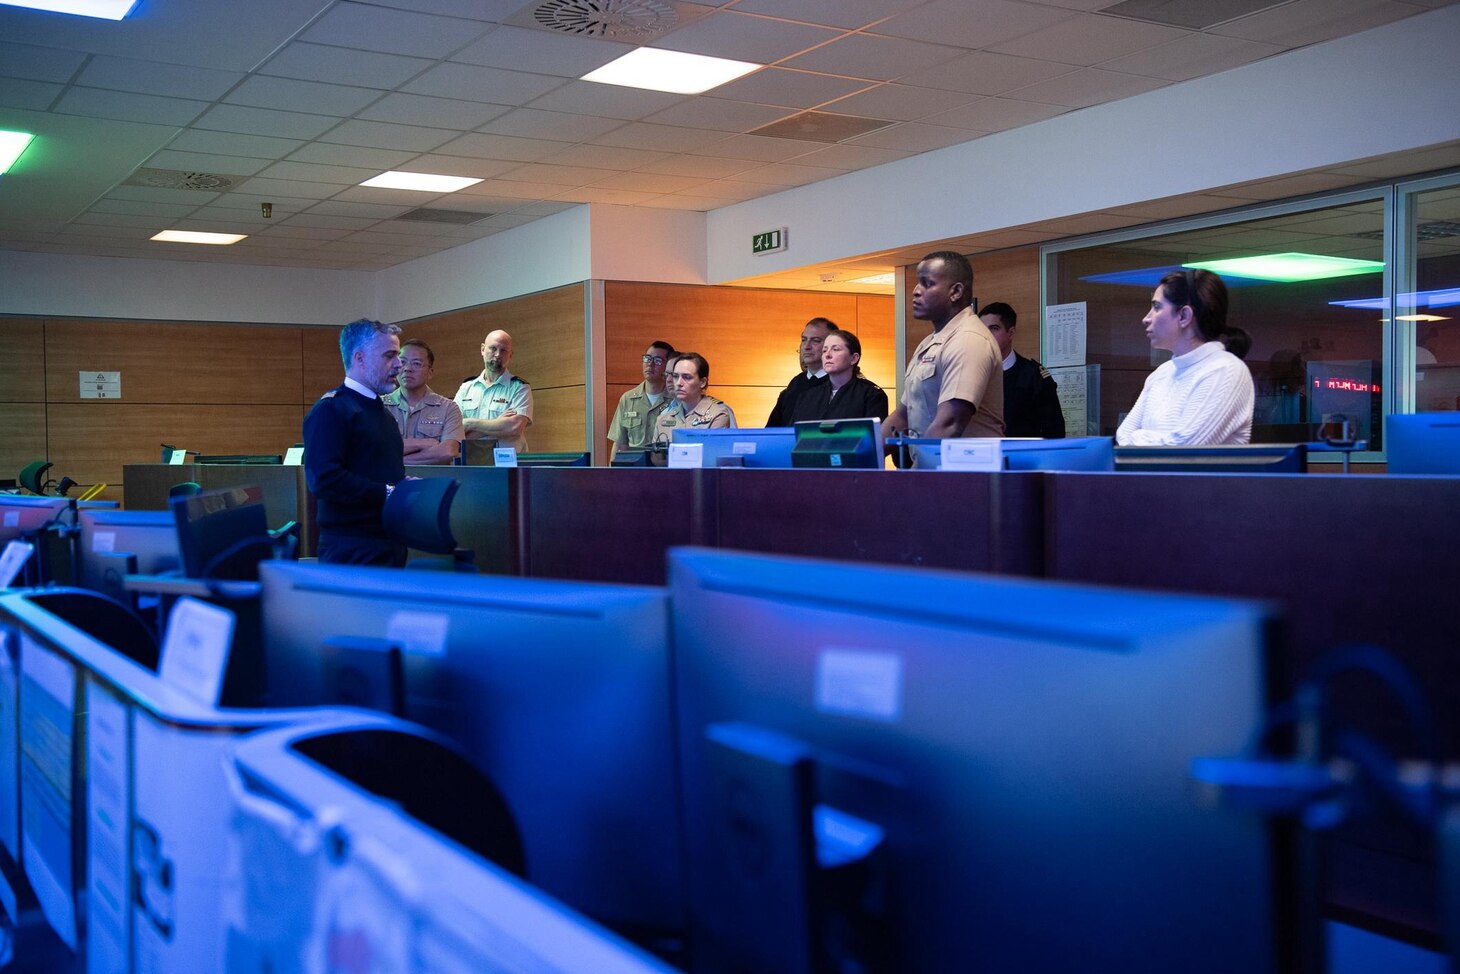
514 452 592 467
671 427 797 468
1001 436 1115 471
77 509 182 601
0 495 70 545
669 547 1288 974
170 485 273 581
1114 444 1307 473
790 418 885 469
195 454 283 465
1385 413 1460 474
257 562 682 936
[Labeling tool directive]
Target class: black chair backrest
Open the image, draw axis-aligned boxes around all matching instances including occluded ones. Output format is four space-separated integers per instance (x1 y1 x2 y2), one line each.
384 477 459 555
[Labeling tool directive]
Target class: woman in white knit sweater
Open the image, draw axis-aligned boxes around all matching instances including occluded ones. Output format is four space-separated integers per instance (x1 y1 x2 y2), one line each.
1116 269 1254 446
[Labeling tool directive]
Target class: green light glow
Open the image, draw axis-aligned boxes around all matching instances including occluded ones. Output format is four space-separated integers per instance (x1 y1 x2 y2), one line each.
0 130 36 175
1184 252 1384 283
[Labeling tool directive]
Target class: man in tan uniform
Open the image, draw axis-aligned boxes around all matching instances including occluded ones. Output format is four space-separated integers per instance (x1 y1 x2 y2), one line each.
883 251 1004 468
608 339 675 460
382 338 465 465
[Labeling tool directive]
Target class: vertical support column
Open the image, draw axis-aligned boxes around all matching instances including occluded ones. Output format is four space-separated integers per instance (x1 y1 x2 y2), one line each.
585 279 607 465
893 266 908 402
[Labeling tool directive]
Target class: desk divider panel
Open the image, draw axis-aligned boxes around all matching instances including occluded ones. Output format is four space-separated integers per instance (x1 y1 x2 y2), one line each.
405 464 521 575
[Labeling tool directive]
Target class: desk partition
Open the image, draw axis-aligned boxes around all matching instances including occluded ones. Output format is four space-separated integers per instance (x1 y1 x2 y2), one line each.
122 465 312 557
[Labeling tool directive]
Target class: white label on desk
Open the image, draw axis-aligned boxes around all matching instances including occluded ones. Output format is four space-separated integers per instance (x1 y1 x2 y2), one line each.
816 649 902 723
159 597 234 706
0 541 34 587
731 441 757 455
668 443 703 469
940 438 1002 471
3 512 17 527
493 447 518 468
91 530 116 553
168 449 188 465
283 446 304 466
86 679 130 974
386 610 449 657
80 370 122 400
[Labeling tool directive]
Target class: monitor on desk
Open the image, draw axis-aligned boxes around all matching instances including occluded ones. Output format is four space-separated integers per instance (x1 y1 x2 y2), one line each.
258 562 682 936
1385 413 1460 474
170 485 273 581
1114 444 1307 473
669 547 1289 974
790 418 884 469
514 452 592 467
77 509 181 602
1001 436 1115 471
671 427 797 468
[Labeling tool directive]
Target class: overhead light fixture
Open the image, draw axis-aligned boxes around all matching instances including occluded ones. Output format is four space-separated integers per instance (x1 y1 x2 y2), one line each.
1330 288 1460 311
1184 253 1383 283
151 230 246 245
849 273 896 286
0 0 140 20
582 48 760 95
0 130 35 174
359 171 483 193
1396 314 1449 322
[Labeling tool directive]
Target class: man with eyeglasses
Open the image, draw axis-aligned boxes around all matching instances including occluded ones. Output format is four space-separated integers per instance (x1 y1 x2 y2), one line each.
607 340 676 461
766 317 837 426
382 338 465 465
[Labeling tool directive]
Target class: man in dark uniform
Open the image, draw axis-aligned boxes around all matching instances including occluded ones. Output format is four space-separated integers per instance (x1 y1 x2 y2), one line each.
765 317 837 426
303 318 408 566
979 302 1065 439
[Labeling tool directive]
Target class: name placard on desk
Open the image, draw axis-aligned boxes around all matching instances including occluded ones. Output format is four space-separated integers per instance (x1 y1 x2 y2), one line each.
668 443 703 469
940 438 1002 472
159 597 235 706
283 446 304 466
493 447 518 468
167 448 188 465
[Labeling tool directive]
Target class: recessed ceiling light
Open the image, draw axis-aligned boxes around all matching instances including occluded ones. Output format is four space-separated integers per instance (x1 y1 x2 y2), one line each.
582 48 760 95
359 171 482 193
0 130 35 174
0 0 140 20
1184 253 1383 283
151 230 246 245
849 273 895 286
1396 314 1449 322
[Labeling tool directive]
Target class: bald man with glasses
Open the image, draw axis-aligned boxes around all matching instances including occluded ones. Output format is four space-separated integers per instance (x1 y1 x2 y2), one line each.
608 340 676 461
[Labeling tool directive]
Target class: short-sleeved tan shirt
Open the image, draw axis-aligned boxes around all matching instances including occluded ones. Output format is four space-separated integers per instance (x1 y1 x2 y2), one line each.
902 305 1005 467
654 395 736 443
608 381 671 451
382 386 465 444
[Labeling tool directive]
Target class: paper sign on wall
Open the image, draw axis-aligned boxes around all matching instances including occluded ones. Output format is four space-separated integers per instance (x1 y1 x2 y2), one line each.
80 371 122 399
1043 302 1087 368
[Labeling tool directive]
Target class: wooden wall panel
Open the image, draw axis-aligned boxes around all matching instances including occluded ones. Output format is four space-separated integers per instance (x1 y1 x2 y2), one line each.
47 403 304 505
407 284 586 393
2 319 47 402
0 404 48 487
45 320 304 404
854 294 896 392
711 386 781 430
522 385 585 454
302 326 343 402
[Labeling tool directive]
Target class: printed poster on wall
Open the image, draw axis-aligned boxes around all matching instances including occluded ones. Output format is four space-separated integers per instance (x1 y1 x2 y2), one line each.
1043 302 1087 368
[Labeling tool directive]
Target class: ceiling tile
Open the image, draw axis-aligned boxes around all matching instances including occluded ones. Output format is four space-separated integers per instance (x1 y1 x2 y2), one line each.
358 93 511 129
0 41 87 84
1214 0 1422 46
781 33 966 82
728 0 926 30
527 80 688 120
278 213 380 230
332 186 449 206
226 76 382 116
55 87 209 126
457 178 575 199
679 179 776 202
194 104 343 139
541 143 670 169
89 199 200 218
790 142 913 169
921 96 1068 131
821 83 980 122
498 162 619 186
300 2 493 59
706 68 871 109
253 224 354 240
590 122 727 153
77 55 245 101
990 14 1188 66
364 0 527 19
897 50 1076 95
871 0 1077 48
255 160 379 184
691 133 815 162
641 97 791 132
317 119 459 151
432 132 572 162
731 161 845 187
145 150 274 176
395 154 520 178
589 171 710 193
71 212 177 228
479 108 625 142
451 25 633 76
106 185 223 205
637 194 725 210
405 63 566 106
634 155 757 178
1097 32 1284 81
169 129 305 159
0 78 61 111
510 200 578 217
1004 67 1168 108
652 11 843 63
845 121 979 152
204 193 306 214
553 186 659 204
235 176 352 200
259 42 434 89
307 200 414 218
286 143 420 168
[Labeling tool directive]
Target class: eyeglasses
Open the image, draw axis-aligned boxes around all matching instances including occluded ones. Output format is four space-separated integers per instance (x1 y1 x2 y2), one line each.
400 360 429 370
642 354 667 365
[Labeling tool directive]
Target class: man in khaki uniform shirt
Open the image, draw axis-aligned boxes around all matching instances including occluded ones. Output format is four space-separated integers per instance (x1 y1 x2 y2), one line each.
883 251 1004 468
382 338 465 465
608 339 675 460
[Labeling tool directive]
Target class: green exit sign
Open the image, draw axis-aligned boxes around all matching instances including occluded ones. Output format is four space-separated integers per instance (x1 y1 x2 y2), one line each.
752 227 788 255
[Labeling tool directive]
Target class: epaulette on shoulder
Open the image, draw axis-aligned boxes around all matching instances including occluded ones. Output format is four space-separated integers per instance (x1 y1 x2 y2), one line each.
320 389 339 399
1038 365 1053 379
513 375 531 388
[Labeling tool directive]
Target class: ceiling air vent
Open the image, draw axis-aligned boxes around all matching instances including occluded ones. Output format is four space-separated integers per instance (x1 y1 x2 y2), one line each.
508 0 713 42
123 168 241 191
395 208 490 225
749 111 896 144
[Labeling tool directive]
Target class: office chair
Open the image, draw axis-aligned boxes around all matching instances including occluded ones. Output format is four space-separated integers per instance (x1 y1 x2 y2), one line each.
19 460 53 495
384 476 476 572
169 481 203 498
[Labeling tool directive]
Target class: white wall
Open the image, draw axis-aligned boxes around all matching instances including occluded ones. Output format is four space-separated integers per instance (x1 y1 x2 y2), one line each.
706 4 1460 283
587 205 706 284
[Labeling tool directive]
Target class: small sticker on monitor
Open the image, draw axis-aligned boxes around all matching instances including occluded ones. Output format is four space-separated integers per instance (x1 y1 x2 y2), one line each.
731 441 757 455
92 531 116 553
815 649 903 723
385 611 449 657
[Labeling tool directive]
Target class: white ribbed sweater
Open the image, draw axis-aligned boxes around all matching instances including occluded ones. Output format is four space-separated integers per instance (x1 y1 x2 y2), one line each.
1116 341 1254 446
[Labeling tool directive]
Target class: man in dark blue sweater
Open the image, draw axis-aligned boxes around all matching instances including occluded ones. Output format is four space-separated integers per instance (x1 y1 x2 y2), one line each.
304 319 408 566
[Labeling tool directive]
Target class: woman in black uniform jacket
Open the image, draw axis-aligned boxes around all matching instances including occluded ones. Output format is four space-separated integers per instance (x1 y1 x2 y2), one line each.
788 330 889 424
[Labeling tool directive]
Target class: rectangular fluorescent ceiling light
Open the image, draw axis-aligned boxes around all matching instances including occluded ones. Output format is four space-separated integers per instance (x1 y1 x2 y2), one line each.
151 230 246 245
849 273 895 286
360 171 482 193
1329 288 1460 310
1184 253 1383 283
0 0 140 19
582 48 759 95
1397 314 1449 322
0 130 35 174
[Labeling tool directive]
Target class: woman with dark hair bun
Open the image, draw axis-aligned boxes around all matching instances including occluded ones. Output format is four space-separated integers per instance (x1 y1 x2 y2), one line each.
1116 269 1254 446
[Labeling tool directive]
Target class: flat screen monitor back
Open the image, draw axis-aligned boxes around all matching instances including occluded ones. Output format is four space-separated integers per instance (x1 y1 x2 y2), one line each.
77 510 181 597
171 485 272 580
0 496 70 545
1001 436 1115 471
790 418 883 469
1114 444 1306 473
1385 413 1460 474
257 562 682 935
671 427 796 468
669 547 1283 974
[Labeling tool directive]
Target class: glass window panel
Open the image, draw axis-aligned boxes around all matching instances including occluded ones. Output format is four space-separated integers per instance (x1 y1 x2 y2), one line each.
1406 186 1460 413
1046 199 1386 449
